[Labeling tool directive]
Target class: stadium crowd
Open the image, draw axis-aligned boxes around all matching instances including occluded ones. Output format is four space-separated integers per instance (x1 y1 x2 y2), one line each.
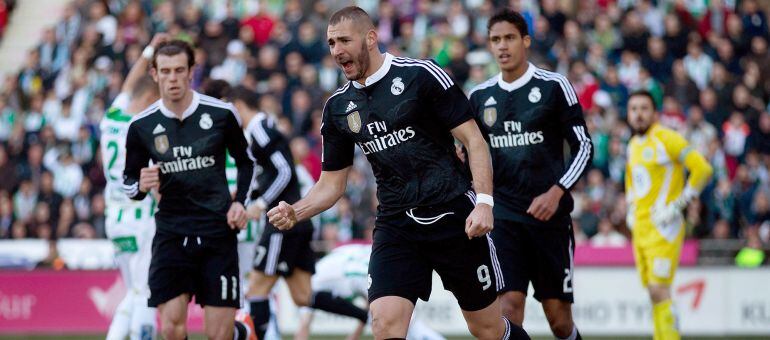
0 0 768 260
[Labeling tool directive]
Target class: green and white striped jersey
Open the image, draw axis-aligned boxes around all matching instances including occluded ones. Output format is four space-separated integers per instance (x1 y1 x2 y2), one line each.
100 93 156 220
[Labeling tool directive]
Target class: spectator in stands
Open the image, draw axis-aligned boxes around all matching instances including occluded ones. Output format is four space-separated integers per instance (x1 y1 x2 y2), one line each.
740 0 768 38
590 218 628 247
30 201 52 239
684 41 714 90
55 198 74 238
665 59 700 107
0 144 17 193
643 37 674 84
0 193 12 238
12 178 36 223
748 112 770 155
686 105 719 156
43 146 83 198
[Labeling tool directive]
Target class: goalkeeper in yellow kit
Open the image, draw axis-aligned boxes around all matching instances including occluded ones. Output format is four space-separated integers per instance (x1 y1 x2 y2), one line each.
625 91 713 340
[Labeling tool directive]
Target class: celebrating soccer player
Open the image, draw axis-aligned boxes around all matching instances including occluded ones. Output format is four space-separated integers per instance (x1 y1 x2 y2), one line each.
626 91 713 340
268 6 529 340
469 9 592 340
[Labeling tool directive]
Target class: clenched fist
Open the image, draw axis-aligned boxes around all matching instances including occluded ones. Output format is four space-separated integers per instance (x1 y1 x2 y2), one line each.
267 201 297 230
139 165 160 193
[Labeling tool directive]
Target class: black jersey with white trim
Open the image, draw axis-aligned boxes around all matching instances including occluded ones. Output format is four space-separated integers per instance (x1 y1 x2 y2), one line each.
244 112 301 209
469 63 592 224
123 91 254 236
321 53 473 217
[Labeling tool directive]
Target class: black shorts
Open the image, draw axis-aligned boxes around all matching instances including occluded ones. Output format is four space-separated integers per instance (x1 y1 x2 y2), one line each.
253 220 315 276
148 230 240 308
368 192 501 311
491 217 575 302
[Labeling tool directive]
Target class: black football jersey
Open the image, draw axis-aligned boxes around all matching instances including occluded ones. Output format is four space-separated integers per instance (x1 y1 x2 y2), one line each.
244 112 301 208
123 91 254 236
321 53 473 216
469 63 593 224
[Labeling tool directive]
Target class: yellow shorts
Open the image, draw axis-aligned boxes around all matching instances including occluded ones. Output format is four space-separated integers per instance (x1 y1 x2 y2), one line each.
631 220 685 287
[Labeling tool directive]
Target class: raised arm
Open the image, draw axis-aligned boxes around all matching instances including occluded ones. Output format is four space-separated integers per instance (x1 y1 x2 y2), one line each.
121 33 168 95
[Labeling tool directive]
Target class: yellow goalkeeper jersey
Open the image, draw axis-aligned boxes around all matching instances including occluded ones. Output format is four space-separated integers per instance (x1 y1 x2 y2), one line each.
626 123 712 240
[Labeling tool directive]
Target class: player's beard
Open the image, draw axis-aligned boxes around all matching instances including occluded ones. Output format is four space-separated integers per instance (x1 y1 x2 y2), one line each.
350 42 370 81
631 122 651 136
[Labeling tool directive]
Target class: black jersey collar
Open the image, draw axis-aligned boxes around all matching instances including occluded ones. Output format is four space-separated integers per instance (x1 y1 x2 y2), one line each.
159 90 201 121
497 62 535 92
351 52 394 89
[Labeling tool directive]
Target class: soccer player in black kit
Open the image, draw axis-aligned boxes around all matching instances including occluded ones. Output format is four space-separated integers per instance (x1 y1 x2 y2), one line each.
268 6 529 340
468 9 592 340
123 40 257 340
226 86 370 340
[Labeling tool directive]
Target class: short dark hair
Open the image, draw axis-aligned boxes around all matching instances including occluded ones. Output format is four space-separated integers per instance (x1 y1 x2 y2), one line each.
487 8 529 38
201 79 231 100
228 86 260 110
628 90 656 108
329 6 374 30
152 40 195 69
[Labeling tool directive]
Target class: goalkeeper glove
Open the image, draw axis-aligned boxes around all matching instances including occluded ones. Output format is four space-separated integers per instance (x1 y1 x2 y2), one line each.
651 186 697 227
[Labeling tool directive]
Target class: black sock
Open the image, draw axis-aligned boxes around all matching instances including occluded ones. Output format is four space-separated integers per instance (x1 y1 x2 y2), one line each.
233 320 247 340
249 298 270 340
502 316 531 340
310 291 368 323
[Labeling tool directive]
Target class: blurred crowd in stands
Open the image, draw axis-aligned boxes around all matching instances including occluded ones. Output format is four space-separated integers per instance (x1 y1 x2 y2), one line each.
0 0 769 258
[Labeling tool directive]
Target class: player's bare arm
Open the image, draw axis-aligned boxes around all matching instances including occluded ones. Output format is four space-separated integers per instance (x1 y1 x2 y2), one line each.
451 119 494 239
268 167 351 230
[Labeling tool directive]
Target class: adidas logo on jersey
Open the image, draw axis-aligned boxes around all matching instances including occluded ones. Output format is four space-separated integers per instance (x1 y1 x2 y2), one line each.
346 101 357 113
153 124 166 134
485 96 497 106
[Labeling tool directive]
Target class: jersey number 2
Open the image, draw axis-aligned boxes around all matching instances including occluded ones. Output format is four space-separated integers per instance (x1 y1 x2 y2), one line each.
106 141 119 180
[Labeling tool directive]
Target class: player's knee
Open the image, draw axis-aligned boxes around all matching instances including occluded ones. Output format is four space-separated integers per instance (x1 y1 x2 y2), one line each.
370 310 406 338
291 290 311 307
203 325 231 340
160 322 186 340
467 320 503 340
648 285 671 303
500 293 525 324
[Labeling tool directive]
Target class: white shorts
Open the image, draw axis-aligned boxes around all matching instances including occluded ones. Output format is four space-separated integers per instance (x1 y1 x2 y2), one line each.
312 266 368 300
106 205 156 295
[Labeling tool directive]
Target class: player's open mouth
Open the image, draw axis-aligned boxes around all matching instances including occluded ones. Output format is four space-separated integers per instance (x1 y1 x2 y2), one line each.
341 61 354 72
498 54 511 62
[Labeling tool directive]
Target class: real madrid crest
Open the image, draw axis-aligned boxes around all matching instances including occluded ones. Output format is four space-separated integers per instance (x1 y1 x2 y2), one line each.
528 87 541 103
199 113 213 130
391 77 404 95
483 107 497 127
347 111 362 133
154 135 169 154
